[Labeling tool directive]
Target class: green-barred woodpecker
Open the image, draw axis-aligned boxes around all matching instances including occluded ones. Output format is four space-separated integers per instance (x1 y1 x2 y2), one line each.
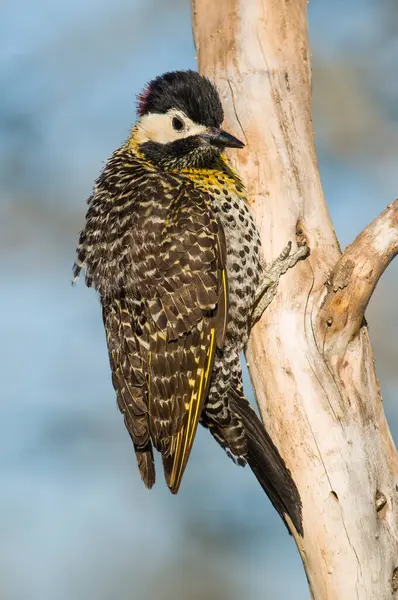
74 70 306 535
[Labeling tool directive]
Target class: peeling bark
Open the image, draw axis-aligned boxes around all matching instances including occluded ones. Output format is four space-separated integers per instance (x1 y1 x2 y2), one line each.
192 1 398 598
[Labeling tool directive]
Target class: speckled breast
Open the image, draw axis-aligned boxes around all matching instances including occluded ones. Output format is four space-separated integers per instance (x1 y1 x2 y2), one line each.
183 163 262 348
212 188 261 347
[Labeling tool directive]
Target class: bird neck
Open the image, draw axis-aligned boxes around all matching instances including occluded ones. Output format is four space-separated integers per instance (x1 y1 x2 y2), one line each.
127 127 245 190
178 155 246 198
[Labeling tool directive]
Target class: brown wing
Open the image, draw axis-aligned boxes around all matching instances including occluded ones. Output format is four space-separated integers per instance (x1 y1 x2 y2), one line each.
102 295 156 488
147 186 228 493
101 182 227 493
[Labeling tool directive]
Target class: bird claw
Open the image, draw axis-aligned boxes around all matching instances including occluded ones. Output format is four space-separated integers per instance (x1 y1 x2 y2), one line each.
251 242 310 326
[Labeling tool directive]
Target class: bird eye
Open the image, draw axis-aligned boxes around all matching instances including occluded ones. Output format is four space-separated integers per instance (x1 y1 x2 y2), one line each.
172 117 184 131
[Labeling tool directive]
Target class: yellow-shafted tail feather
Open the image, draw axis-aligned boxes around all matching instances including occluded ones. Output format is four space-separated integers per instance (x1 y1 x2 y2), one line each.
167 326 216 494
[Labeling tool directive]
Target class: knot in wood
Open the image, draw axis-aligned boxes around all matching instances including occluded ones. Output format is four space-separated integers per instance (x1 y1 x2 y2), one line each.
392 567 398 593
375 490 387 512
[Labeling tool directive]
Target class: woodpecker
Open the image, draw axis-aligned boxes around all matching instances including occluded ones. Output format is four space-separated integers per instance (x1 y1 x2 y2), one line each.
74 70 306 535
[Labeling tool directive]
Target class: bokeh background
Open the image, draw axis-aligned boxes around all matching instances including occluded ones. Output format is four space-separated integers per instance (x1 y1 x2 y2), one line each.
1 1 397 598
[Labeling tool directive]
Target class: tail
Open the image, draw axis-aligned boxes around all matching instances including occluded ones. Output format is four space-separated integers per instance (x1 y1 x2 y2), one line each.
229 391 303 536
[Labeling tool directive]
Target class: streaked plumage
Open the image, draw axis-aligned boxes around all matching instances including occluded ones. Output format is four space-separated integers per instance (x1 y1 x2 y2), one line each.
74 70 303 534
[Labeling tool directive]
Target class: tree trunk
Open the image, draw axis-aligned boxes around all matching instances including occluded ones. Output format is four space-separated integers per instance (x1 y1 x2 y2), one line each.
191 1 398 598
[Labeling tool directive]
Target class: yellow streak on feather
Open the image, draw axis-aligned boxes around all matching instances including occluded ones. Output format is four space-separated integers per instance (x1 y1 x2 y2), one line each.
221 268 228 340
170 327 216 491
189 328 215 446
147 351 152 411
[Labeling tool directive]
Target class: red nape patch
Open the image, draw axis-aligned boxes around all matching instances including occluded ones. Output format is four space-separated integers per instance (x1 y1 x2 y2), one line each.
137 84 151 116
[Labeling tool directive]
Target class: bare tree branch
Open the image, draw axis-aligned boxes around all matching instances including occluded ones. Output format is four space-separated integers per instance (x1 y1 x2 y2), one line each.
192 1 398 598
318 199 398 354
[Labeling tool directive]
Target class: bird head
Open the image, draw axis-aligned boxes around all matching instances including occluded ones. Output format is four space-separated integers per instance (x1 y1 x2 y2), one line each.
132 70 245 169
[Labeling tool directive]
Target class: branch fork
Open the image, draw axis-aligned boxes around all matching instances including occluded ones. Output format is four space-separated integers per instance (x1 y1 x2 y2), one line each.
318 199 398 355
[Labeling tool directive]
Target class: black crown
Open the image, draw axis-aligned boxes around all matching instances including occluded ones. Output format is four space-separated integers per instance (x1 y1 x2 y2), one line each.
137 70 224 128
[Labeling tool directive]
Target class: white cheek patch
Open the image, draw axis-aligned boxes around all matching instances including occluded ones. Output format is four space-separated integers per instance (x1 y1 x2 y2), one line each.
135 110 208 145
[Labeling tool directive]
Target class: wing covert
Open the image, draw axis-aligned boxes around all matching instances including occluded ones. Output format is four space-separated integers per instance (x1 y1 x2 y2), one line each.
97 179 228 493
146 185 228 492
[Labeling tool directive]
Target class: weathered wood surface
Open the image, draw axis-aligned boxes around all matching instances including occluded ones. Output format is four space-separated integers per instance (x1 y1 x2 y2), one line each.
192 1 398 598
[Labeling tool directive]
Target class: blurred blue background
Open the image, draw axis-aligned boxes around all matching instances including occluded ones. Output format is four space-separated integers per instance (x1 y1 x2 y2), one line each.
1 1 397 598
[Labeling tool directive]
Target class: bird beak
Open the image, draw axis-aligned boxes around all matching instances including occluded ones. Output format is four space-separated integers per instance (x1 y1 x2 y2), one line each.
203 128 245 149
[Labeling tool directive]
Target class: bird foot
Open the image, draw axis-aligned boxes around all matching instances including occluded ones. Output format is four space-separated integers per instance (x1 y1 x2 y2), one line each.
251 242 310 326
